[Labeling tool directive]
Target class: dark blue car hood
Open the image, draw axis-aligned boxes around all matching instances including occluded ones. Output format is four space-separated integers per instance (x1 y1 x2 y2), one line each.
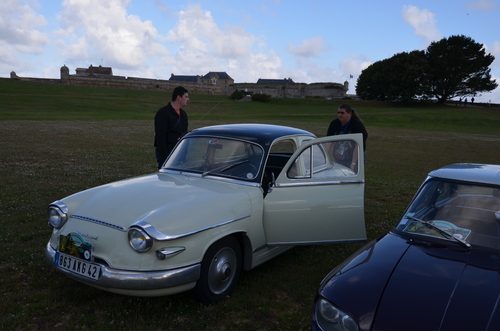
319 233 500 331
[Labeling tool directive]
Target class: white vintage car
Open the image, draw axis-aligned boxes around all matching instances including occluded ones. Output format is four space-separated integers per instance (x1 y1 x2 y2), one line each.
45 124 366 304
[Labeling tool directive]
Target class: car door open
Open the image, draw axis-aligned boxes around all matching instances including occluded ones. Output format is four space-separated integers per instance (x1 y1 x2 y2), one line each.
263 133 366 245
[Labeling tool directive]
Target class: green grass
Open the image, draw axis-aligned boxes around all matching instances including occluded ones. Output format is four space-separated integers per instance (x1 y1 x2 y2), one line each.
1 79 500 330
2 78 500 134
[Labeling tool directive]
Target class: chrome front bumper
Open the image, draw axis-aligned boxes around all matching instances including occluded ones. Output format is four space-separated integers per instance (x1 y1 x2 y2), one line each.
45 242 201 291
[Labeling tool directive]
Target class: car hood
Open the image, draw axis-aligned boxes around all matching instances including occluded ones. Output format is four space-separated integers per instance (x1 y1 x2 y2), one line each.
61 172 254 236
319 233 500 331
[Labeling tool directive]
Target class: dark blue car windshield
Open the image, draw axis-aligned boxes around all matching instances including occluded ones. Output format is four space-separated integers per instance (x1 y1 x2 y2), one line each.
396 179 500 250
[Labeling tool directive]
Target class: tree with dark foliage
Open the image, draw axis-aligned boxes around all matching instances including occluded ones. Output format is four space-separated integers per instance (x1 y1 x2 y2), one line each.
356 50 429 102
356 35 497 103
424 35 497 103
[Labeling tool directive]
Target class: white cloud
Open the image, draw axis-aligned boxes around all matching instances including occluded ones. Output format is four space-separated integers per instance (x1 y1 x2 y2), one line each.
0 0 49 54
339 55 372 78
279 56 350 85
0 39 46 78
167 5 259 59
41 64 62 77
234 51 282 82
466 0 498 11
166 4 282 80
0 1 389 88
287 37 329 57
489 41 500 66
285 55 371 86
57 0 168 70
402 5 442 46
56 36 89 63
0 41 19 67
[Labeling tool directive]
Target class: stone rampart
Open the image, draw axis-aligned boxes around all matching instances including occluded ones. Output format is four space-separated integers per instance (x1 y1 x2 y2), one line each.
10 68 347 99
232 82 347 99
62 75 220 94
11 72 221 95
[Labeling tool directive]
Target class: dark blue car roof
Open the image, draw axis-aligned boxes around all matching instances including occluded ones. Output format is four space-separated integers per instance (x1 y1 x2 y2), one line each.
185 124 315 150
429 163 500 185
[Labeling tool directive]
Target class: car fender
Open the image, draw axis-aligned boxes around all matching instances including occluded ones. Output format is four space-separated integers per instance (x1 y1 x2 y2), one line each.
318 233 411 329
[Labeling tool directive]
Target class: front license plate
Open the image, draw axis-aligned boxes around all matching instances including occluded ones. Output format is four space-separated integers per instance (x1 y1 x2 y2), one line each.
55 252 101 280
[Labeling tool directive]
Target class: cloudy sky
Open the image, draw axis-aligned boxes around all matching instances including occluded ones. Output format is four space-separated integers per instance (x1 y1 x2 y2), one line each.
2 0 499 102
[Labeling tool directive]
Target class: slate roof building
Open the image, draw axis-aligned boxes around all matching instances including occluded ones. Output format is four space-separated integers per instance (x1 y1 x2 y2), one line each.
169 74 201 83
257 78 294 84
75 65 113 77
200 72 234 88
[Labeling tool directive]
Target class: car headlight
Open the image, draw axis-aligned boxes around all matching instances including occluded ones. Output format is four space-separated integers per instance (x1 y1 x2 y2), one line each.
47 201 68 228
315 298 359 331
128 228 153 252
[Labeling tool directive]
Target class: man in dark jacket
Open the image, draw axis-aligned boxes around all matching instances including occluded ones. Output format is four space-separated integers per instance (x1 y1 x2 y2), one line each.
154 86 189 169
327 103 368 171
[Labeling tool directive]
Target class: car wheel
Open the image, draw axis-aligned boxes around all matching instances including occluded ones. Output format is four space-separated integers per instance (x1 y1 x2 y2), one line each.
195 236 242 305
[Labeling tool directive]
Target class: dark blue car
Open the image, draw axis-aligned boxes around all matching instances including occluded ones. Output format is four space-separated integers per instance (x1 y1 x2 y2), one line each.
312 163 500 331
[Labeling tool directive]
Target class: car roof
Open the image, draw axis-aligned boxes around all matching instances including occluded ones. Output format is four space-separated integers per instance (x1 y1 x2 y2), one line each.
428 163 500 185
185 124 316 148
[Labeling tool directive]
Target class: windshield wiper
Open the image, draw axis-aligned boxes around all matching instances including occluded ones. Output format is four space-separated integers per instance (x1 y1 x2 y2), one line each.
202 160 249 177
406 215 471 249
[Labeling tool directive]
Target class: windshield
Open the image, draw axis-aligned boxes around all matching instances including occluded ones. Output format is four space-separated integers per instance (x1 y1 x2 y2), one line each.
163 137 264 181
396 179 500 250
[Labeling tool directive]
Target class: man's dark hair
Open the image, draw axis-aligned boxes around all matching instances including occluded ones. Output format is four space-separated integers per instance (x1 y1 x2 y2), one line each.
172 86 188 101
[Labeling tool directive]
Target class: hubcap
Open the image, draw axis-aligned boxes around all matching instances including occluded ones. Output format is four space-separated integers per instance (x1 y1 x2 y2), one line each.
219 262 231 280
207 247 237 295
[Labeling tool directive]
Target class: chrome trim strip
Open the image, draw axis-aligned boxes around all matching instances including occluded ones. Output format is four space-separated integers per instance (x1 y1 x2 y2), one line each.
132 214 250 241
266 238 367 246
253 243 270 253
157 247 185 257
45 243 200 290
275 179 364 188
71 214 127 232
49 200 68 214
253 238 367 252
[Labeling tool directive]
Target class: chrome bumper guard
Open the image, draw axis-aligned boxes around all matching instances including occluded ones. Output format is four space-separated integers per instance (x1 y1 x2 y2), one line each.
45 242 201 290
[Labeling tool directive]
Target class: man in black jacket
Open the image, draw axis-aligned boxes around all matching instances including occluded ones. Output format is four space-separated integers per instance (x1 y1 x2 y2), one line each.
327 103 368 171
154 86 189 169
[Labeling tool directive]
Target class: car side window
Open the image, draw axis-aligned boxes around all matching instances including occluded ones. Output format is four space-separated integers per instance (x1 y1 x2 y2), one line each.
287 147 308 178
269 139 296 154
287 140 358 179
287 144 327 178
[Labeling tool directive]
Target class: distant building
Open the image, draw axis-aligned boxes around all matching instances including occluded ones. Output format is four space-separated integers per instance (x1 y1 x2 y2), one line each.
75 65 113 77
168 72 234 89
200 72 234 88
257 78 294 84
169 74 201 83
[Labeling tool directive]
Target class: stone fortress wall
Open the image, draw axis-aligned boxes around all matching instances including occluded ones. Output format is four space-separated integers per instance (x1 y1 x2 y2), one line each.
233 82 348 99
10 65 349 99
10 66 221 95
56 74 218 95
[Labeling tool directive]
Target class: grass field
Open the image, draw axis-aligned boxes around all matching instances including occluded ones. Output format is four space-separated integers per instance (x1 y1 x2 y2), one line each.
1 79 500 330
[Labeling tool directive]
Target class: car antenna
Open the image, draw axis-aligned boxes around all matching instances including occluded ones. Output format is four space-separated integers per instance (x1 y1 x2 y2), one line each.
194 101 222 126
